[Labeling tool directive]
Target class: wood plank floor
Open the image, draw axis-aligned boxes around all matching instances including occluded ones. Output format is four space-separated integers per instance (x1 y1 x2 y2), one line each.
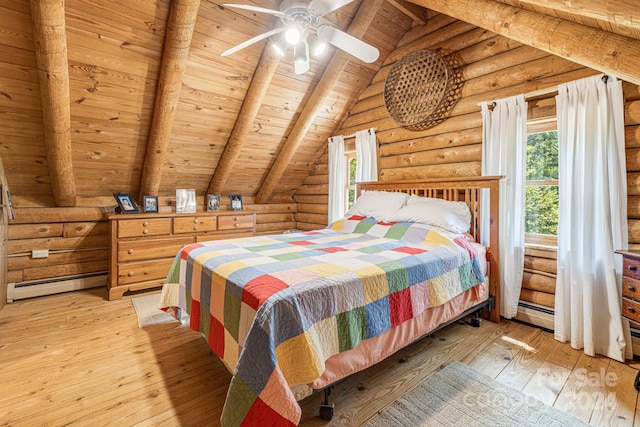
0 288 638 426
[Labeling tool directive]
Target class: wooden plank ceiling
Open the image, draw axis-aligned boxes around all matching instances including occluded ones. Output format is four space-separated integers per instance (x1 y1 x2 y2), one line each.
0 0 638 207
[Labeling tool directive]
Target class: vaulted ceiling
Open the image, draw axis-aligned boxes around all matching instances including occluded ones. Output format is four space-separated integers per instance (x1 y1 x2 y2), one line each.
0 0 638 208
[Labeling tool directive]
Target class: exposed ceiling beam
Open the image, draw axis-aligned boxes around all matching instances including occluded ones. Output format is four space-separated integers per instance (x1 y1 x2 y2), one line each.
255 0 385 204
30 0 76 207
139 0 200 198
508 0 640 29
207 45 282 195
385 0 429 25
409 0 640 86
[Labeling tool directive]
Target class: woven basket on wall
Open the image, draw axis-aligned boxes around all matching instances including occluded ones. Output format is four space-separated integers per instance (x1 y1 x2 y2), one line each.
383 50 460 131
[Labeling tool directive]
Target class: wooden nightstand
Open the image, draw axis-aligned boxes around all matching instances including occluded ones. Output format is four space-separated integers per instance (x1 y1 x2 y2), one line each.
615 250 640 391
616 250 640 326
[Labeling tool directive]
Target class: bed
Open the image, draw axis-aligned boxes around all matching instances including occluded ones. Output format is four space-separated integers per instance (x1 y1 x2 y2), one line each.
159 176 501 426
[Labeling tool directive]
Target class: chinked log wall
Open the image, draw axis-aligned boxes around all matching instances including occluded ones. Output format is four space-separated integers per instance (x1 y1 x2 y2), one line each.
294 14 640 310
6 198 295 289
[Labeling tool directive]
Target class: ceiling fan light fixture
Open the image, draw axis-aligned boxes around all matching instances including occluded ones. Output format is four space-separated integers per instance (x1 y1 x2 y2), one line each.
294 40 309 74
285 27 301 45
271 34 288 56
310 36 327 57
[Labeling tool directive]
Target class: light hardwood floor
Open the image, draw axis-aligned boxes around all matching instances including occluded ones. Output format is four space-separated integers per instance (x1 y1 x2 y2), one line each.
0 288 638 426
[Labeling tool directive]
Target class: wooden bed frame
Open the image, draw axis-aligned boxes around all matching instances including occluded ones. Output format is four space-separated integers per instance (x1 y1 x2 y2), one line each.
356 176 502 323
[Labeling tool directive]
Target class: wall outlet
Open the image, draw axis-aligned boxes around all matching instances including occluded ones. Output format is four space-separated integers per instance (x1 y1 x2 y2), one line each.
32 249 49 259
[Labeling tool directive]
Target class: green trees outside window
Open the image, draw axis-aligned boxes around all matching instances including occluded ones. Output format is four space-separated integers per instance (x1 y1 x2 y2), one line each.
525 131 559 236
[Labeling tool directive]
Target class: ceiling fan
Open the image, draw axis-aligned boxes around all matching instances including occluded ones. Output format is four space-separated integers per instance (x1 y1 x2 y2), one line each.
221 0 380 74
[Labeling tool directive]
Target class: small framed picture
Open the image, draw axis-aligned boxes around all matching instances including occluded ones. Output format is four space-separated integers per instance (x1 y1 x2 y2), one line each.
229 194 243 211
176 189 196 213
143 196 158 213
113 193 139 214
207 194 220 212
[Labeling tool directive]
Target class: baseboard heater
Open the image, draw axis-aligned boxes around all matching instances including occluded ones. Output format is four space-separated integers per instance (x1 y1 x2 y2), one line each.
7 272 107 303
514 301 555 332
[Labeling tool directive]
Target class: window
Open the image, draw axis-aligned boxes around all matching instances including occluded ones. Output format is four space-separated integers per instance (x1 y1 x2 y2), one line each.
345 152 357 211
525 119 558 245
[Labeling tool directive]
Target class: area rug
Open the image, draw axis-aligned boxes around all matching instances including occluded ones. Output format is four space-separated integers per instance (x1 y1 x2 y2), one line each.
131 293 180 328
364 361 589 427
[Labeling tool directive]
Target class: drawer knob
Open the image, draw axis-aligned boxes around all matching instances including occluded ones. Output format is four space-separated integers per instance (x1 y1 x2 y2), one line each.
629 285 637 293
143 229 149 234
128 271 134 277
629 265 638 272
234 223 239 227
628 306 636 314
143 221 149 226
127 249 134 254
193 226 198 231
194 219 199 224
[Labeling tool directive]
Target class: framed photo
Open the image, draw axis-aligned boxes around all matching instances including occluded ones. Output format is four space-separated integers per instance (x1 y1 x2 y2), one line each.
207 194 220 212
113 193 139 214
176 189 196 213
143 196 158 213
4 185 15 221
229 194 243 211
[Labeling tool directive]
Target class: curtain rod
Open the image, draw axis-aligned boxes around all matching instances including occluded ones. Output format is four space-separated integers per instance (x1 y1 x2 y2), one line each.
479 74 610 108
341 127 377 140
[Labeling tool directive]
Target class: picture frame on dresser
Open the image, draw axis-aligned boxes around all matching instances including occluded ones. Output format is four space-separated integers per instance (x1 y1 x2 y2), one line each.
143 196 158 213
113 193 139 214
176 189 196 213
207 194 220 212
230 194 243 211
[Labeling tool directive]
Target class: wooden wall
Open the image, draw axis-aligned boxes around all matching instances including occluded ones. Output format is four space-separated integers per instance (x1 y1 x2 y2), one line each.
294 14 640 310
0 156 8 310
6 196 295 294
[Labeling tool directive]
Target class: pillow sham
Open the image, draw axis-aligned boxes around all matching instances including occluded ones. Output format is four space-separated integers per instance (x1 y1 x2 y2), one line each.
344 190 408 221
390 195 471 233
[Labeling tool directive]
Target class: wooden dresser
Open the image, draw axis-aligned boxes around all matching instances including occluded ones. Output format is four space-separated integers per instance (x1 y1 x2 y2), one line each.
616 250 640 327
108 211 256 300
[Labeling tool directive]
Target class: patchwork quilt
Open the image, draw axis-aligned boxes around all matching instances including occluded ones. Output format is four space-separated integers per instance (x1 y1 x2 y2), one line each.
163 216 485 426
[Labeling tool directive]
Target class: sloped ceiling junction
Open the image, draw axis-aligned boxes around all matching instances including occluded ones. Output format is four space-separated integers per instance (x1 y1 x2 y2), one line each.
0 0 639 209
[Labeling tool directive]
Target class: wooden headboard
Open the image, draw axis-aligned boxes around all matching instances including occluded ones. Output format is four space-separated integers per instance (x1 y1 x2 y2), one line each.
357 176 502 323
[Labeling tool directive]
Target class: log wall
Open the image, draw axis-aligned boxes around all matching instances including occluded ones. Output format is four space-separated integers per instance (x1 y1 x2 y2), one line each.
294 15 640 309
6 196 294 292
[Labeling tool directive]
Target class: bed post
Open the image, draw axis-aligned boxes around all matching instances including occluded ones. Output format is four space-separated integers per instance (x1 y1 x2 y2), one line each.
487 177 501 323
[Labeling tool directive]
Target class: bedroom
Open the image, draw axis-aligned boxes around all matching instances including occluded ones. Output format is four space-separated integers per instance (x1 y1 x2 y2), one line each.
0 0 639 425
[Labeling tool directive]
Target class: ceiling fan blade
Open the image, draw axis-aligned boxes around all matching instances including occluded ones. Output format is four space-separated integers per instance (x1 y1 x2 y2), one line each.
221 27 283 57
308 0 354 17
222 3 286 17
316 25 379 63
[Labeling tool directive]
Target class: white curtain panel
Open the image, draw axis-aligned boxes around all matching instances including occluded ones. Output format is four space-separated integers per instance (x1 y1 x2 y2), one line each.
355 128 378 182
481 95 527 319
554 74 631 362
328 135 345 225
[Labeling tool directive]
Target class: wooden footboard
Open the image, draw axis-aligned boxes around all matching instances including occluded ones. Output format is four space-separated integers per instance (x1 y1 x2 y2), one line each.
357 176 502 323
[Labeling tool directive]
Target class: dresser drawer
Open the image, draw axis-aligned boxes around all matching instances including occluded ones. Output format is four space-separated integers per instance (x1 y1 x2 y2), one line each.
173 216 217 234
118 236 194 262
622 276 640 301
622 256 640 280
218 214 254 231
117 258 175 286
117 218 172 238
622 297 640 324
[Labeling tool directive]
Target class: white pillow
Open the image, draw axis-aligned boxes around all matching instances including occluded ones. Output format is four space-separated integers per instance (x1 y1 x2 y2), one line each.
391 195 471 233
344 190 408 221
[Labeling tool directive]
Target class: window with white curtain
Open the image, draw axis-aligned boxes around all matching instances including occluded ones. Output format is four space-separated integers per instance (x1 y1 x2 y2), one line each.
525 118 558 246
345 151 357 211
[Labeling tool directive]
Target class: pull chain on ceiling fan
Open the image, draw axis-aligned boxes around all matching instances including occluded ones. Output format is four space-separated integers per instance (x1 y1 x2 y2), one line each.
221 0 380 74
